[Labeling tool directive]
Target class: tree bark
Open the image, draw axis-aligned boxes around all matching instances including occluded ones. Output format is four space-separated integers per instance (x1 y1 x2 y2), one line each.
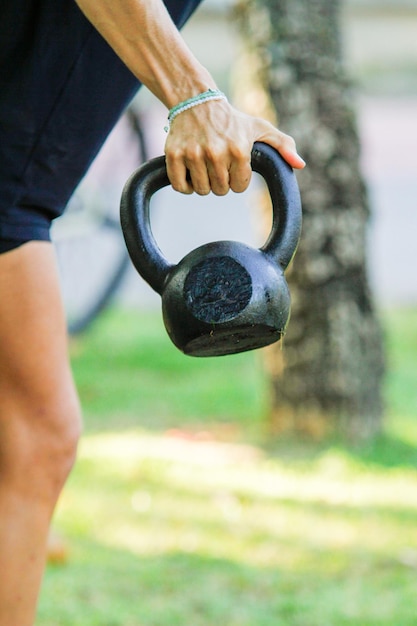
236 0 385 441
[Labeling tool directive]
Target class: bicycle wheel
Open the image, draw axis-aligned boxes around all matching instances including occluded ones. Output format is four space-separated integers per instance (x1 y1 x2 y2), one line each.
52 104 149 335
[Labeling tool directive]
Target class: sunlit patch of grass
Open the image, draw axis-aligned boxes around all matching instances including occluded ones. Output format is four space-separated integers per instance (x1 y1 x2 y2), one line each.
40 426 417 625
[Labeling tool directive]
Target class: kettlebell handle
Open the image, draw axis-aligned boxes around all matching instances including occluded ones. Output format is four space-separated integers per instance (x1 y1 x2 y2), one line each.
120 141 302 295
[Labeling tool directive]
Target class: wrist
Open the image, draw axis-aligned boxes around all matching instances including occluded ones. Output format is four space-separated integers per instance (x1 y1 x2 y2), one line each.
164 89 228 132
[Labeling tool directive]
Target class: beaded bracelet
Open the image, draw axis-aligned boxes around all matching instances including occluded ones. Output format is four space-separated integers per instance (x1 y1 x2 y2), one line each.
164 88 227 131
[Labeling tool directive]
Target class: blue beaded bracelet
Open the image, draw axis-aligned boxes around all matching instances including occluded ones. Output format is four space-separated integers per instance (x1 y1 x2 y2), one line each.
164 88 227 131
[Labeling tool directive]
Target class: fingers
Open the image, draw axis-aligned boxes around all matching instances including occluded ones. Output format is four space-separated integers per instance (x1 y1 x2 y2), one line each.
274 133 306 169
164 107 305 196
165 141 252 197
165 153 193 195
166 154 215 196
166 145 235 197
227 149 252 193
257 123 306 170
206 145 251 195
164 102 253 196
167 155 251 197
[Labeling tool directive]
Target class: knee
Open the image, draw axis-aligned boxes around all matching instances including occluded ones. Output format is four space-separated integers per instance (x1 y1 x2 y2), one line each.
0 382 83 503
36 393 83 489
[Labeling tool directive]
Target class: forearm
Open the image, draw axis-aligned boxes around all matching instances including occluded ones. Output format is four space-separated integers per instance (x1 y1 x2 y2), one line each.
75 0 216 107
76 0 305 195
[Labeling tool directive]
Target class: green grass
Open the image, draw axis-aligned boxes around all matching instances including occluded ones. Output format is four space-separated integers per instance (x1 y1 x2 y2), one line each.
36 307 417 626
69 307 269 438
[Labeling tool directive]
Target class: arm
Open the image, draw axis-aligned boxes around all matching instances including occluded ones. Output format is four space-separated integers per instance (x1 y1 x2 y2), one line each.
75 0 305 195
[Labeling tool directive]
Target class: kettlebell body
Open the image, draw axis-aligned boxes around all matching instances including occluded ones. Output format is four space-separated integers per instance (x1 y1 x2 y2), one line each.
161 240 290 356
120 142 302 357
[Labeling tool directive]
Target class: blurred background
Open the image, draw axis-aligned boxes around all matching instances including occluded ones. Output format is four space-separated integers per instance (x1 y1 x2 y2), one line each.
117 0 417 308
41 2 417 625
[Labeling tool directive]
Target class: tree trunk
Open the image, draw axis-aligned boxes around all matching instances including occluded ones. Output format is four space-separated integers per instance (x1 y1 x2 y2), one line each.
236 0 385 441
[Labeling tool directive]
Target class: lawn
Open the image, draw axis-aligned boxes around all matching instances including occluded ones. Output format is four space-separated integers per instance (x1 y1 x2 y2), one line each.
37 307 417 626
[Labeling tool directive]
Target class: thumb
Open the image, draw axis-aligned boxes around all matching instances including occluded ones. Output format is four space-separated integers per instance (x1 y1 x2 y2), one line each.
257 125 306 170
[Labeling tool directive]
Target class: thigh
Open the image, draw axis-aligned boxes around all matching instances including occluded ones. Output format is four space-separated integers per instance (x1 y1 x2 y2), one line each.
0 242 77 417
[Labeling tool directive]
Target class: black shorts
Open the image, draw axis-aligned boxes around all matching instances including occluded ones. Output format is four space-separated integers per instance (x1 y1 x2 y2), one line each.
0 0 203 251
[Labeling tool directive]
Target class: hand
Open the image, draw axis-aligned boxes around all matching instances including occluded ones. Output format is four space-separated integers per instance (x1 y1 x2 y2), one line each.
164 100 305 196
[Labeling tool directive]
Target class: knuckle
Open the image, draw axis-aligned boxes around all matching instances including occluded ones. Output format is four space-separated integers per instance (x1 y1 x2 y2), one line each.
230 143 249 162
205 146 223 164
281 132 297 150
165 145 183 162
184 143 203 163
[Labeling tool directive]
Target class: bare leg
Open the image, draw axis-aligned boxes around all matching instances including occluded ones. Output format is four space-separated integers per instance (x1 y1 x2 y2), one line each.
0 242 82 626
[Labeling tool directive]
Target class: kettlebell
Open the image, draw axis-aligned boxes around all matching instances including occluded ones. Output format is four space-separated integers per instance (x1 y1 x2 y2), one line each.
120 141 302 357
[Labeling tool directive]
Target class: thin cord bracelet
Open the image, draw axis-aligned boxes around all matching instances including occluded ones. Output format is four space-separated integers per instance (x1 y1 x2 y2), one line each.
164 88 227 132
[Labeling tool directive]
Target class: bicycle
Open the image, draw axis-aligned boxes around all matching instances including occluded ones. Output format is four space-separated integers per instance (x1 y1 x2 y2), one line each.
51 102 149 335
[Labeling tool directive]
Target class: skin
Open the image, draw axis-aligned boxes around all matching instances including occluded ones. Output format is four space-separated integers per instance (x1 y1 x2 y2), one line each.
75 0 306 195
0 243 81 626
0 2 304 624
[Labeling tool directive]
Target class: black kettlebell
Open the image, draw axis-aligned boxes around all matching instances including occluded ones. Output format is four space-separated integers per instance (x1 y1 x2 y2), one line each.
120 142 302 357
